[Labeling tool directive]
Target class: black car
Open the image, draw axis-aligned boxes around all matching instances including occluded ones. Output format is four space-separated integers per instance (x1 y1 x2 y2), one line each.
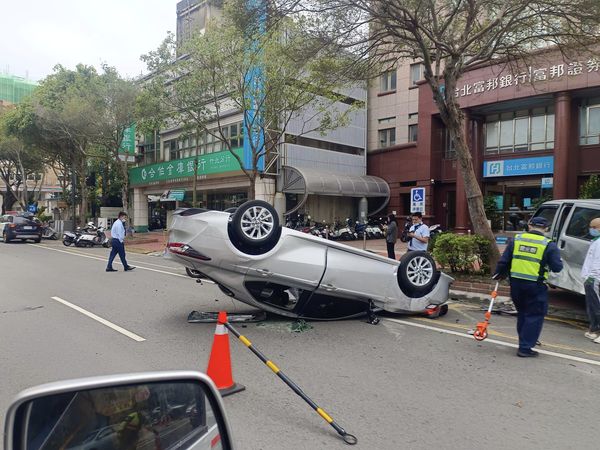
1 214 43 243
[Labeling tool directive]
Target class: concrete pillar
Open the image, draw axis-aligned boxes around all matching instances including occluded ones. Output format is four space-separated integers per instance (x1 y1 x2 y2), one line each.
132 188 148 232
358 197 368 223
554 92 576 199
273 191 286 224
254 177 276 204
454 112 472 233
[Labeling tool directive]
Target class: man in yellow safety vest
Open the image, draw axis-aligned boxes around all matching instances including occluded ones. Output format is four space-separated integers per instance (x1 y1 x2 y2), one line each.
493 216 563 357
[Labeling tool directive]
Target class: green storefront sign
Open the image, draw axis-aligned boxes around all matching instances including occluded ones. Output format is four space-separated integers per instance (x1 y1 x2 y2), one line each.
129 147 243 187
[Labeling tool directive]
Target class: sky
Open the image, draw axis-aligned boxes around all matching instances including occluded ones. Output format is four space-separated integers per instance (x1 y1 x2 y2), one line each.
1 0 180 82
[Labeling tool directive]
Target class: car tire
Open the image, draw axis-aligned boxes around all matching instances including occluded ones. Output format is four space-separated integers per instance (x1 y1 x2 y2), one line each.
397 251 439 297
3 232 10 243
230 200 280 248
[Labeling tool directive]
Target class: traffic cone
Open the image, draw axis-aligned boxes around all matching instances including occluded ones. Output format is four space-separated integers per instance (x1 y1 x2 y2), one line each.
206 311 245 396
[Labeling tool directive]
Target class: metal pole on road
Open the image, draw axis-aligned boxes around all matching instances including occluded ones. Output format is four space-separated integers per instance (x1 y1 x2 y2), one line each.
222 316 358 445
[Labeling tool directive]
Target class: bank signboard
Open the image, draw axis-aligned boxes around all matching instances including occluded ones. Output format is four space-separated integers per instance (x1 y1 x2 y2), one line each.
129 148 243 187
483 156 554 178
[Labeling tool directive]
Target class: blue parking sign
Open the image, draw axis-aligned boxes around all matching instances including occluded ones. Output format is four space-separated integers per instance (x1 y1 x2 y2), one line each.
410 188 426 214
27 204 37 213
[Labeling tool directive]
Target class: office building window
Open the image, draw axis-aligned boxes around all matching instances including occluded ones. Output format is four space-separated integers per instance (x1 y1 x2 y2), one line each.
378 128 396 148
484 107 554 154
444 128 456 159
410 63 423 86
580 100 600 145
379 70 397 93
408 124 418 142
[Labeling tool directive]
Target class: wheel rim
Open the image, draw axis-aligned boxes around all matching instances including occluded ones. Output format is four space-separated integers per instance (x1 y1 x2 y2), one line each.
240 205 274 240
406 256 434 286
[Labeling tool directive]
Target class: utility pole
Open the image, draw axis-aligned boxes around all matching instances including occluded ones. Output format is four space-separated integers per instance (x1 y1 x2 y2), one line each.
71 169 77 231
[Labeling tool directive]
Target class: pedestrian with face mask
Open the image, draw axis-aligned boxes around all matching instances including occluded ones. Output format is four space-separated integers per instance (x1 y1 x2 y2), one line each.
582 217 600 343
106 211 135 272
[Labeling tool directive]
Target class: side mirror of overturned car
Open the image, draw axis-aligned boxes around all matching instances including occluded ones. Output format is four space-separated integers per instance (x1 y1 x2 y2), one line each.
4 371 234 450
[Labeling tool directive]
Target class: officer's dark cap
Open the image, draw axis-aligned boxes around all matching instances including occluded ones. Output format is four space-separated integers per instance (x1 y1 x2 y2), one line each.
529 217 549 227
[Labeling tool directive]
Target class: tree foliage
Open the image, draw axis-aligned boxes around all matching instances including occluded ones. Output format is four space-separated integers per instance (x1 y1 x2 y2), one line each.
580 174 600 199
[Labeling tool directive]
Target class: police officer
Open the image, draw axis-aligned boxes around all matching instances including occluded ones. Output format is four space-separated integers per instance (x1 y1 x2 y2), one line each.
493 216 563 357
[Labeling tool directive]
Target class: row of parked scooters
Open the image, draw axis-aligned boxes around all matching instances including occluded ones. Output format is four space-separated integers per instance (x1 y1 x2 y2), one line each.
285 216 443 241
63 222 110 248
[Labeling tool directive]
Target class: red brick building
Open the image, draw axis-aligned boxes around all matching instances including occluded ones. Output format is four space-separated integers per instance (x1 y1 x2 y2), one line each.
368 51 600 231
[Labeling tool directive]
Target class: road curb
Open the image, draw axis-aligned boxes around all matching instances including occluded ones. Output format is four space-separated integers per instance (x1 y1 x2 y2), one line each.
450 289 589 324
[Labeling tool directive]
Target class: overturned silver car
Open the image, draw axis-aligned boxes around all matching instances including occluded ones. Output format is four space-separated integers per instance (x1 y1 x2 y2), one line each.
166 200 453 320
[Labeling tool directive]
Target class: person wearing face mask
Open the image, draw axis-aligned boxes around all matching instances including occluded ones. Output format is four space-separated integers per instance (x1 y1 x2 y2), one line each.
581 217 600 343
106 211 135 272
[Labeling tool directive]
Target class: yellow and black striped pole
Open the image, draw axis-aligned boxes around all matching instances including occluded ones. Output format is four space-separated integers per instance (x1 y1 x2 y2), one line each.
223 320 358 445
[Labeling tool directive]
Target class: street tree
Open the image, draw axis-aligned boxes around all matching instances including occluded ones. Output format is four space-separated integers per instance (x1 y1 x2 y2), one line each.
286 0 600 264
24 65 104 224
95 65 138 212
0 106 46 213
140 0 362 200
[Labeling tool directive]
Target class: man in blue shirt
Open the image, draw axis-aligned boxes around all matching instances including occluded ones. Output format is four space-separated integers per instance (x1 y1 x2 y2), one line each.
407 212 430 251
106 211 135 272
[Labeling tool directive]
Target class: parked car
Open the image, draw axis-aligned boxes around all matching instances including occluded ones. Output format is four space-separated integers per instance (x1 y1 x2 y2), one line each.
166 200 453 320
531 199 600 295
0 214 42 243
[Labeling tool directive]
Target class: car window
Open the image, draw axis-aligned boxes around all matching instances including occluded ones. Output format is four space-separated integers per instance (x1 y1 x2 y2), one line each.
532 206 558 226
14 217 32 225
565 207 600 241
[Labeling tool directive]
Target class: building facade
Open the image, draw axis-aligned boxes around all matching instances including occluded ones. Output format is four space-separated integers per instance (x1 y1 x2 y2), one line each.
368 51 600 230
129 0 389 231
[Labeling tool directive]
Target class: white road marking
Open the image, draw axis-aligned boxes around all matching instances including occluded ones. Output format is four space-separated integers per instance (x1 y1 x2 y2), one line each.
31 244 188 278
51 296 146 342
385 317 600 367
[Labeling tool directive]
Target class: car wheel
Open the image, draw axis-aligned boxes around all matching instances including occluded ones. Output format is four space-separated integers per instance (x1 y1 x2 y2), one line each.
230 200 280 248
63 239 72 246
3 232 10 243
397 251 439 297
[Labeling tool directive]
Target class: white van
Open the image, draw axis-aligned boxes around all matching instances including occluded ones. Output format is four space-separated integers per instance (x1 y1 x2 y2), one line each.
531 200 600 295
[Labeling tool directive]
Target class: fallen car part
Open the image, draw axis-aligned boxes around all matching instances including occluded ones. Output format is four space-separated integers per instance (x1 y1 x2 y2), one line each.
187 310 267 323
220 312 358 445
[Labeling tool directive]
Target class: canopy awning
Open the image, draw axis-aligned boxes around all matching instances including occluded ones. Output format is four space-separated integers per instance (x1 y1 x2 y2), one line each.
281 166 390 215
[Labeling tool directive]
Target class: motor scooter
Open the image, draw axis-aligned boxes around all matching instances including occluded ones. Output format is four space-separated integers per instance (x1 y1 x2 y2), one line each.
75 224 110 248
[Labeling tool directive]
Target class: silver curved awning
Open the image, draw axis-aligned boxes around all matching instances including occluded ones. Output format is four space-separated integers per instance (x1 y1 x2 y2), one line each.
282 166 390 215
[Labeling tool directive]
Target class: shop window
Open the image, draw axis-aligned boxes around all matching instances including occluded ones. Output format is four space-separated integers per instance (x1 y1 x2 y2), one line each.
379 70 397 93
580 101 600 145
378 128 396 148
566 207 600 241
408 124 418 142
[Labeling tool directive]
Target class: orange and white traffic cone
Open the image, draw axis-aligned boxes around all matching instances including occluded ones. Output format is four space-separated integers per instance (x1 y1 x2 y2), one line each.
206 311 245 396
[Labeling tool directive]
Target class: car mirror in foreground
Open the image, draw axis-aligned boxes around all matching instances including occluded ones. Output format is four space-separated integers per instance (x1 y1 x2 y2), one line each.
4 371 233 450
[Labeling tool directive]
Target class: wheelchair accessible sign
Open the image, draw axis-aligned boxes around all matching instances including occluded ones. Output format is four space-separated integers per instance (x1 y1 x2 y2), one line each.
410 187 426 214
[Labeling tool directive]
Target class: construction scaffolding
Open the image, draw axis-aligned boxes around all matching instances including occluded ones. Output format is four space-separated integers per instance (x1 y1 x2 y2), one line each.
0 73 38 104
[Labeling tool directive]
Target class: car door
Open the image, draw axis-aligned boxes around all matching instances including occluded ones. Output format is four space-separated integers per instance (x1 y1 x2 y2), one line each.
243 234 327 313
554 205 600 295
315 246 396 302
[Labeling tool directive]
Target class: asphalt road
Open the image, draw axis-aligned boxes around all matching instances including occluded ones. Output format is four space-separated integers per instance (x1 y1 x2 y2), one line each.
1 240 600 449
